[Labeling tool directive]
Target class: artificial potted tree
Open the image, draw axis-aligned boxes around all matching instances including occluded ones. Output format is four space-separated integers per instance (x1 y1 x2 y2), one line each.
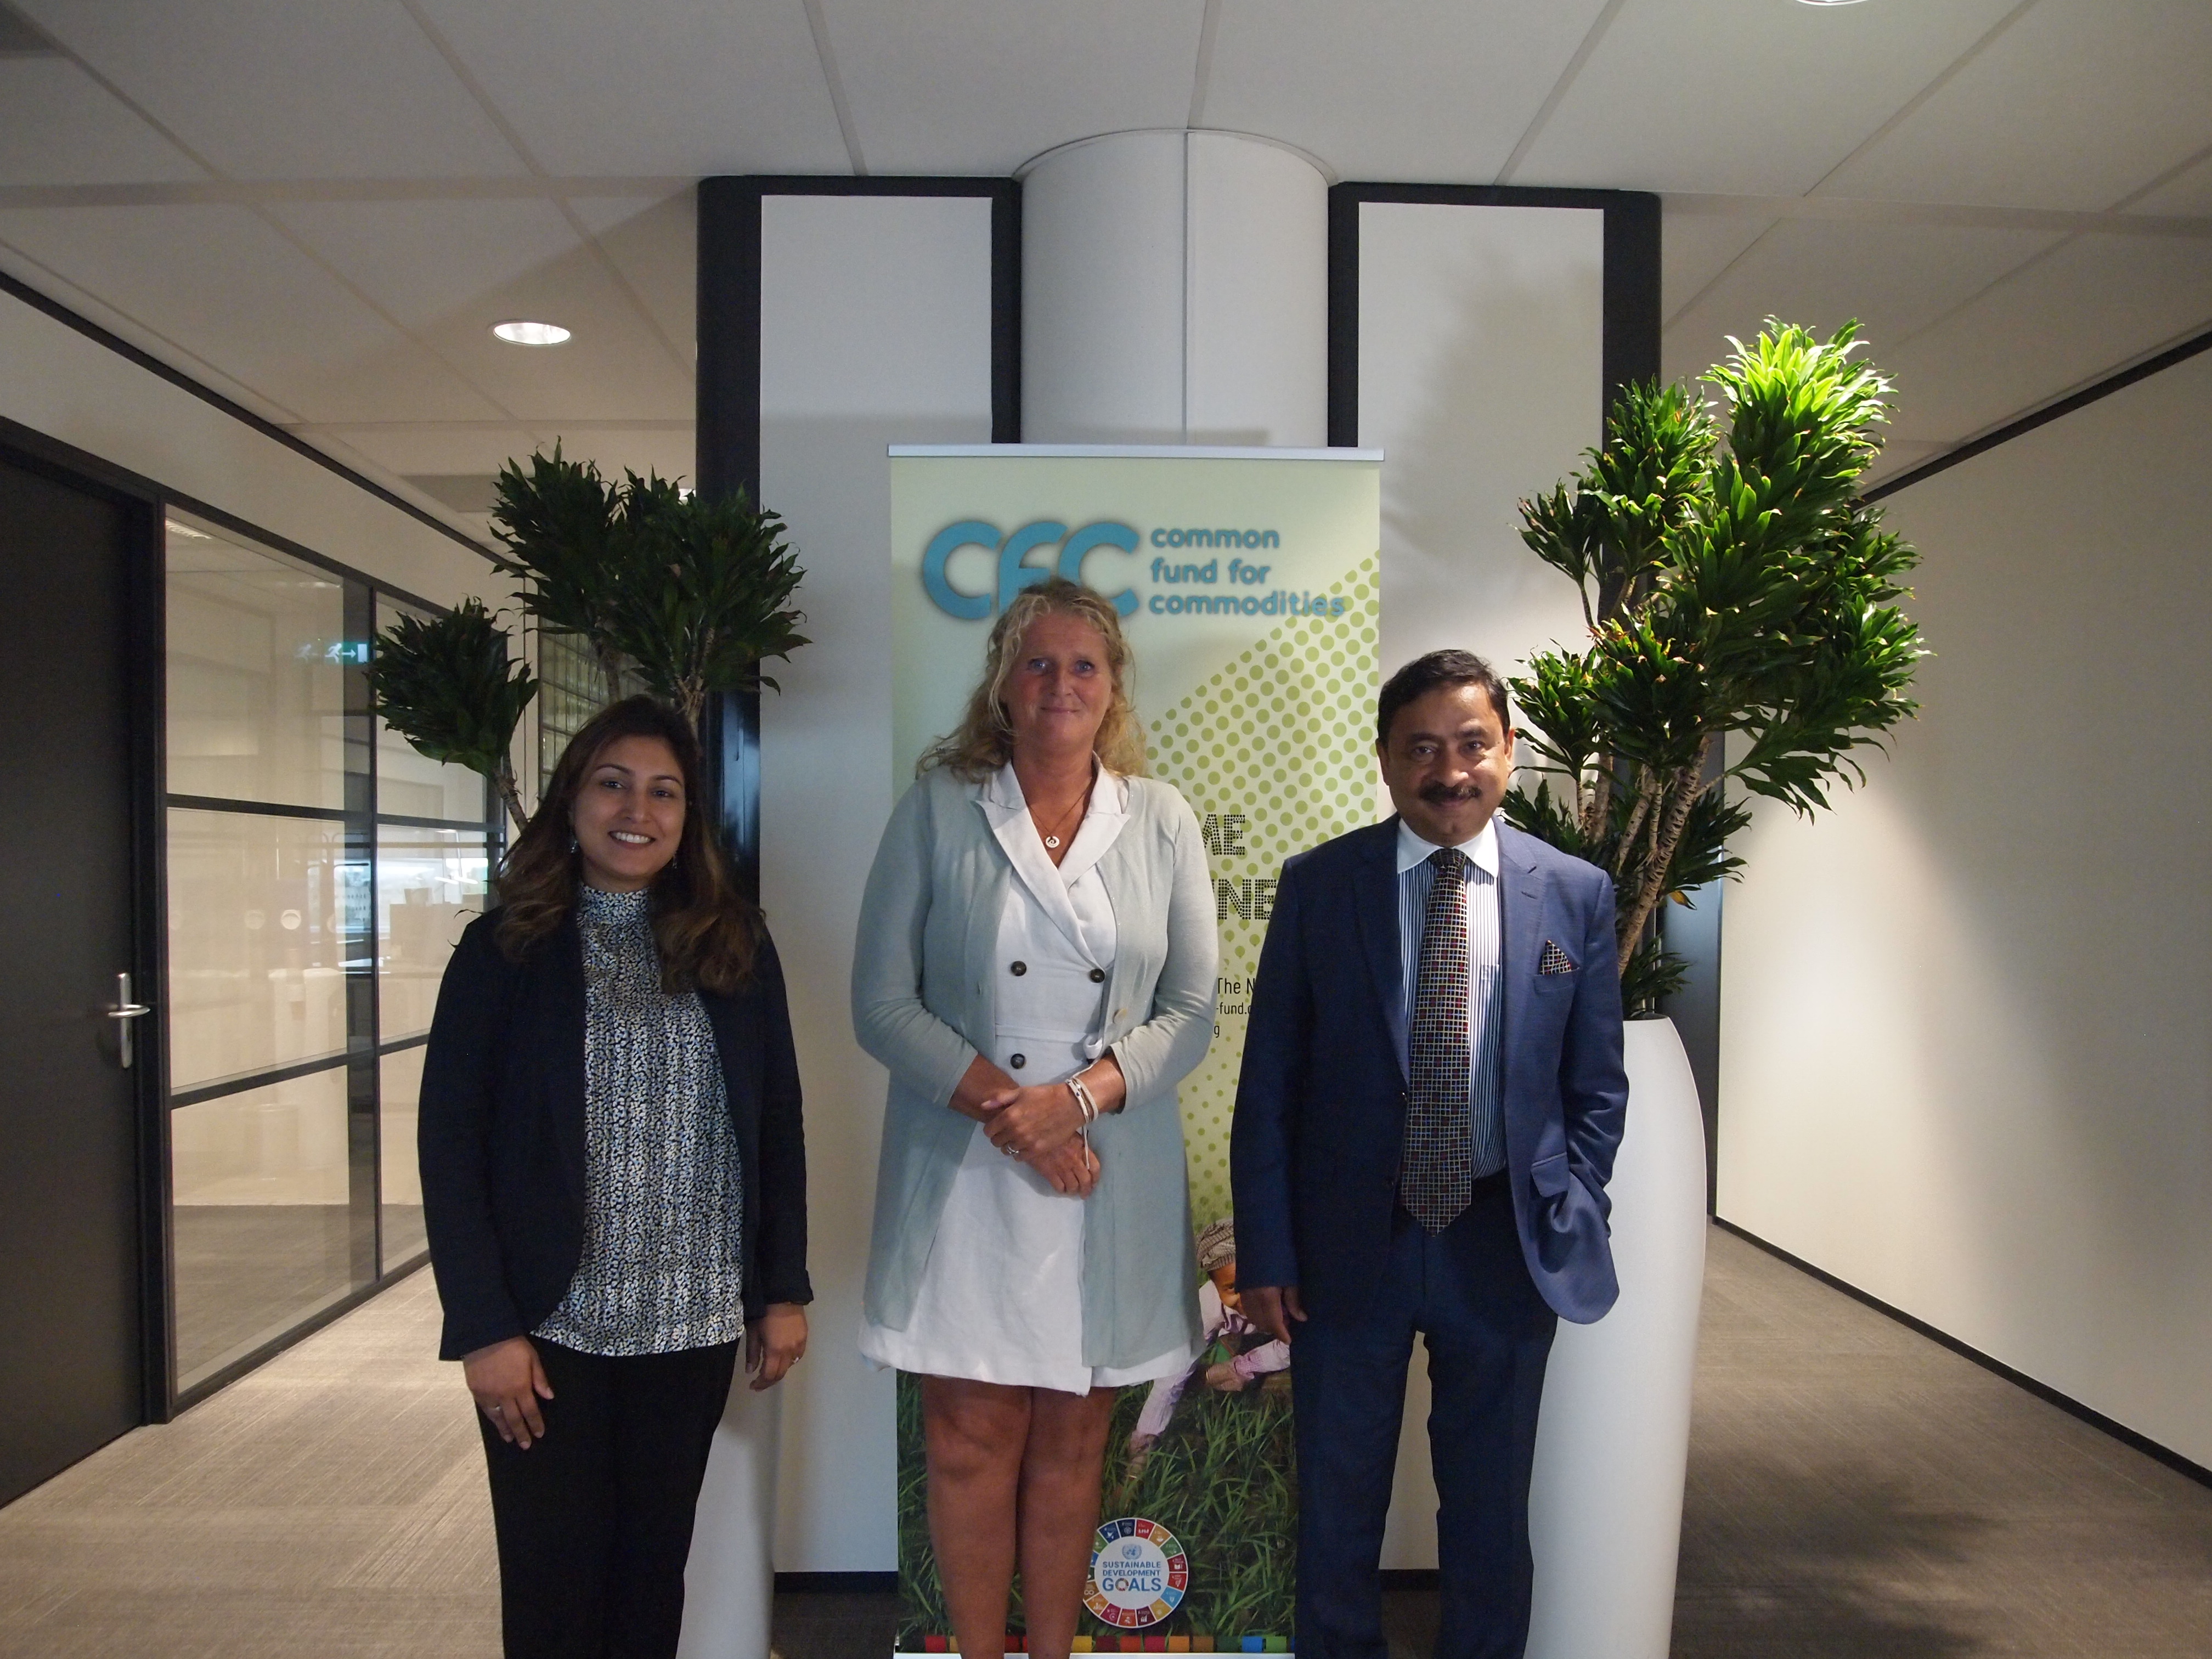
1504 321 1926 1659
487 449 809 737
366 451 807 853
365 597 537 832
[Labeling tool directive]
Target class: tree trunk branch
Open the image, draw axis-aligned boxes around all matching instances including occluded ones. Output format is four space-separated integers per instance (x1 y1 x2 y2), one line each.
494 758 528 836
1614 734 1716 973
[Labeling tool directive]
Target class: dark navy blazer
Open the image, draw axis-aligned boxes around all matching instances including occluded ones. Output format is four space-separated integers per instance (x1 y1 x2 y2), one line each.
1231 818 1628 1324
417 908 811 1361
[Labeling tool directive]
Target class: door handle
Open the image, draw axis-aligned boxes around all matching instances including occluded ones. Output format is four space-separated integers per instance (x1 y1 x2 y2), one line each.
106 970 152 1069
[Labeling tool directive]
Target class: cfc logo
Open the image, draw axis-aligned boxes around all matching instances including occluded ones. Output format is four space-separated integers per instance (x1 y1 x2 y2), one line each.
922 519 1139 619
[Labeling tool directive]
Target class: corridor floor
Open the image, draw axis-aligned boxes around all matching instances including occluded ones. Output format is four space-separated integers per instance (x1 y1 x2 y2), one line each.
1 1228 2205 1657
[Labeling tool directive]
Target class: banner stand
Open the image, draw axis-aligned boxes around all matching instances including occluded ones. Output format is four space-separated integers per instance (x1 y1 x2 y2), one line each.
888 444 1381 1659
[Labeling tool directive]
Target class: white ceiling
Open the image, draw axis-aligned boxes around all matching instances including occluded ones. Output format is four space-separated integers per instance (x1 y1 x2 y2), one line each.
0 0 2207 539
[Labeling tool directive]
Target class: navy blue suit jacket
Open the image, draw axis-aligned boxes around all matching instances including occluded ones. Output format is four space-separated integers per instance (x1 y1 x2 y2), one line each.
1231 818 1628 1324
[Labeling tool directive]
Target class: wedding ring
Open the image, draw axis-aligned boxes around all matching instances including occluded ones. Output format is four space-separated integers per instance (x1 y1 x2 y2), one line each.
1001 1143 1020 1158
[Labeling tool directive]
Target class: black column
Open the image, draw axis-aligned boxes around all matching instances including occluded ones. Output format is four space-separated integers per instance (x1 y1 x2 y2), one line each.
696 178 764 900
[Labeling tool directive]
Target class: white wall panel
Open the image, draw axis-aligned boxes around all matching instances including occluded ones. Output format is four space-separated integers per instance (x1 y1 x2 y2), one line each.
0 283 489 607
1359 200 1602 713
1716 348 2212 1468
1353 198 1606 1564
757 191 996 1571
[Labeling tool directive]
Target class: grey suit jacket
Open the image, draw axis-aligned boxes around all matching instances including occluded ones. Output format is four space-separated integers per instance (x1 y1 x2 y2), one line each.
853 764 1218 1369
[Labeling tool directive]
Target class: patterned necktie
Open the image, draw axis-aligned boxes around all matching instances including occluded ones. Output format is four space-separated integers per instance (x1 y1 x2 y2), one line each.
1402 847 1472 1233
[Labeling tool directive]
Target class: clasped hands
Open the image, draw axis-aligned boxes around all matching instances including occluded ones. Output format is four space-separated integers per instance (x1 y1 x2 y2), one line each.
953 1052 1125 1197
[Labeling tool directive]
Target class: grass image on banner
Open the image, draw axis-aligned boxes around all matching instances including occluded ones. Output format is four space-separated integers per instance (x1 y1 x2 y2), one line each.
1150 552 1383 1224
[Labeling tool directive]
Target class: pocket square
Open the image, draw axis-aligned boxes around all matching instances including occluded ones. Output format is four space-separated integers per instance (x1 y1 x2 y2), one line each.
1537 940 1575 976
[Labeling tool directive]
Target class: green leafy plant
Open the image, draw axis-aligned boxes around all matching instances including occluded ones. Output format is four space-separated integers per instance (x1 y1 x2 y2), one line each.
487 448 808 733
1505 320 1927 1015
487 446 635 699
610 473 810 731
364 598 536 831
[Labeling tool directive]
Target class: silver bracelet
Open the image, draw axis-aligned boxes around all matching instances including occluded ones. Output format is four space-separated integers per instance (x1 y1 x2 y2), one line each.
1068 1073 1099 1125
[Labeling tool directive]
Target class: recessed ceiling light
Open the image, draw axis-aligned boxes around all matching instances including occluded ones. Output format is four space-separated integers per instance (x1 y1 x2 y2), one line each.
1796 1 1869 7
492 319 571 346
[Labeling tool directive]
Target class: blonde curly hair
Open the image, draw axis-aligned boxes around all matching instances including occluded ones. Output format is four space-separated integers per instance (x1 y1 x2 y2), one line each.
917 577 1149 780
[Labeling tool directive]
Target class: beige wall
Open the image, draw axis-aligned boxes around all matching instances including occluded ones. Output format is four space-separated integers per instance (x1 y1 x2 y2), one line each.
1716 348 2212 1466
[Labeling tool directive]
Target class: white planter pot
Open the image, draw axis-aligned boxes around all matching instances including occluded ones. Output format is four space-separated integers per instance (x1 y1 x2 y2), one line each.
678 1372 782 1659
1525 1016 1708 1659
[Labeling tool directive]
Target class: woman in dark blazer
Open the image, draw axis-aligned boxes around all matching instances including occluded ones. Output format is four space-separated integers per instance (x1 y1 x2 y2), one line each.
420 695 809 1659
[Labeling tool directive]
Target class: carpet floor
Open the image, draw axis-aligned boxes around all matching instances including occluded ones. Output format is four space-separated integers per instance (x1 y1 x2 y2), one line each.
1 1228 2205 1657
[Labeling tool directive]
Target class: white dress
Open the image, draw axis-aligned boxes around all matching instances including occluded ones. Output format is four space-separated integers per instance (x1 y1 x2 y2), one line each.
859 764 1198 1394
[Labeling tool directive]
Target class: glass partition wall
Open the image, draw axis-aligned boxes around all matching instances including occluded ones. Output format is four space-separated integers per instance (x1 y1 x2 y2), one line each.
163 513 493 1395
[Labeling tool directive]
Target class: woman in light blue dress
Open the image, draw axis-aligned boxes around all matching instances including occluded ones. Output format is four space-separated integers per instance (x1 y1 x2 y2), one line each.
854 579 1217 1659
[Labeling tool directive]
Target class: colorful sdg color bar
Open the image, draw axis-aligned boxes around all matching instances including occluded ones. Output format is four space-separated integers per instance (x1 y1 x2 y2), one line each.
913 1638 1288 1653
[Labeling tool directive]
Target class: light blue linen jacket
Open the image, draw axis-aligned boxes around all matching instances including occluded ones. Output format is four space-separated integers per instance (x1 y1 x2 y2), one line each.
853 764 1218 1370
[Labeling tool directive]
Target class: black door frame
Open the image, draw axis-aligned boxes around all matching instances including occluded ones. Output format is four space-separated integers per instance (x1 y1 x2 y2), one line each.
1 412 475 1425
1 417 171 1424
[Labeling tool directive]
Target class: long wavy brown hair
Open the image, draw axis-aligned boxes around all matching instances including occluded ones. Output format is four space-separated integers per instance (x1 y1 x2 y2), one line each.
495 696 761 994
917 577 1149 781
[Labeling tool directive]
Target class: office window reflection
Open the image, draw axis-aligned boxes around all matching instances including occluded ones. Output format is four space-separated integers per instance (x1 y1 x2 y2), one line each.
162 516 497 1402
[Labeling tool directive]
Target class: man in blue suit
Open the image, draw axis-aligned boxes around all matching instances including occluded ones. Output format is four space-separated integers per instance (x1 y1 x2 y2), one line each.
1232 649 1628 1659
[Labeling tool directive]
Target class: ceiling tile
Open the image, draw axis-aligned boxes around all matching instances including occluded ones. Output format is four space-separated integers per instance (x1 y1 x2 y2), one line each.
1511 0 2024 197
0 233 290 420
1201 0 1609 183
1820 0 2212 212
0 203 504 422
267 196 691 424
1663 219 2066 393
820 0 1205 175
412 0 848 176
2125 149 2212 219
1659 208 1775 325
301 421 549 478
569 193 695 364
267 196 582 329
0 58 206 185
13 0 526 179
524 425 696 485
1872 232 2212 442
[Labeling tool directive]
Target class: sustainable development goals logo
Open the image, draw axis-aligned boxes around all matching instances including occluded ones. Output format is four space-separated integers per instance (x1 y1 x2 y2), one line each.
921 519 1351 623
1085 1516 1189 1630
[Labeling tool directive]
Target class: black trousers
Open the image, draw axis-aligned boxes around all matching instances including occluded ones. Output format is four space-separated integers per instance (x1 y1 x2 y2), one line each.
478 1337 740 1659
1291 1175 1559 1659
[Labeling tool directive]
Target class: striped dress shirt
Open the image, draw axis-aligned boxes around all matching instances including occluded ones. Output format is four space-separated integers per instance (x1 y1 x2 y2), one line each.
1395 815 1506 1179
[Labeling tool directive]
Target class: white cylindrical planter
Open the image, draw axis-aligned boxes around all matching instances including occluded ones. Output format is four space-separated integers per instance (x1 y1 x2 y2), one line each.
1020 129 1328 446
678 1372 783 1659
1525 1017 1708 1659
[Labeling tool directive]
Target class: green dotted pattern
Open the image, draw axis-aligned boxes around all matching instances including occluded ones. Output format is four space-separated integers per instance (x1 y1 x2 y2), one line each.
1149 552 1382 1224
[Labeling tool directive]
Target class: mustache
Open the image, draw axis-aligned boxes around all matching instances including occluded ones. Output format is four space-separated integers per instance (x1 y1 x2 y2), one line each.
1419 781 1484 804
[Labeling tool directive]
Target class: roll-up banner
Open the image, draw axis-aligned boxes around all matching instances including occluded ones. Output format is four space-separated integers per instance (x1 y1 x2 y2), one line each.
888 445 1383 1658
